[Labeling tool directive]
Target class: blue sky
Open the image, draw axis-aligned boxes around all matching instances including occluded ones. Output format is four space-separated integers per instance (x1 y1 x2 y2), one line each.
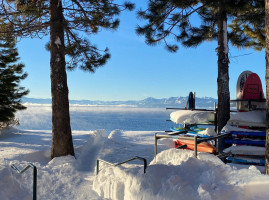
17 2 265 101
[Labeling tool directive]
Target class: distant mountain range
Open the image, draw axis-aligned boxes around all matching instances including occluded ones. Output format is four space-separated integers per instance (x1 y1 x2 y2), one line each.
22 96 217 108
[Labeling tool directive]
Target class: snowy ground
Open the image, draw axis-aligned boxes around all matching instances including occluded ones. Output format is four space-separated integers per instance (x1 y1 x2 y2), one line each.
1 128 269 200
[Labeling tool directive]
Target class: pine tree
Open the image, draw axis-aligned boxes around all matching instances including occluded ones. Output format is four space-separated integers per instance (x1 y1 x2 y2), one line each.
0 35 29 127
229 0 265 50
136 0 261 132
0 0 134 159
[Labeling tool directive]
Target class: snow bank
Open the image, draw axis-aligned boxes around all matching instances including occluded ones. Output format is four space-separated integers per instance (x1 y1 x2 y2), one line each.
1 129 269 200
93 148 269 200
0 130 106 200
170 110 214 124
0 161 32 200
0 156 103 200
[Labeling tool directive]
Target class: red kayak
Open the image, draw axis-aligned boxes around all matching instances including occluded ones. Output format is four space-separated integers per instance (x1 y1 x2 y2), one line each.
174 139 216 153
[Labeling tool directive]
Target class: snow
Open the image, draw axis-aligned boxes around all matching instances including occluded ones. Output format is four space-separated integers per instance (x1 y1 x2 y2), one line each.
55 37 62 48
229 111 265 124
198 127 217 137
170 109 266 127
224 145 265 156
228 111 266 127
170 110 214 124
222 125 263 133
1 128 269 200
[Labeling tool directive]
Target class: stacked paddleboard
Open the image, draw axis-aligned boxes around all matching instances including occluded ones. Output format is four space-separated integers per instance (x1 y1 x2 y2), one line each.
224 71 266 166
168 92 217 154
224 130 266 166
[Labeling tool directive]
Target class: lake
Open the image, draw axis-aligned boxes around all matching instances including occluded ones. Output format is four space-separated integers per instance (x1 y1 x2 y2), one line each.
16 104 175 134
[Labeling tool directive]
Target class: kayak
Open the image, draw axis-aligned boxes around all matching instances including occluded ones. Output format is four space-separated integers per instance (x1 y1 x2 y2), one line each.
174 139 216 153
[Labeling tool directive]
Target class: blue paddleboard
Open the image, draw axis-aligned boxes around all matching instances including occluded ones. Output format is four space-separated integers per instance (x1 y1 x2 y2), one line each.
170 127 209 138
225 139 265 146
185 132 209 138
230 131 266 137
226 156 265 165
170 126 205 132
170 127 184 132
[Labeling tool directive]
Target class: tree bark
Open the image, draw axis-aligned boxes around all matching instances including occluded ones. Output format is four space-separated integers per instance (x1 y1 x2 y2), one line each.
217 0 230 132
49 0 74 159
265 0 269 174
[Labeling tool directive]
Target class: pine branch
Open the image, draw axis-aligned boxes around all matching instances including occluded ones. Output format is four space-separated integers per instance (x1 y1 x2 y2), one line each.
137 2 205 50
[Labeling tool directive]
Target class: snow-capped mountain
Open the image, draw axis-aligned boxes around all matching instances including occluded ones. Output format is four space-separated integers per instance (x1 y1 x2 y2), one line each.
22 96 217 108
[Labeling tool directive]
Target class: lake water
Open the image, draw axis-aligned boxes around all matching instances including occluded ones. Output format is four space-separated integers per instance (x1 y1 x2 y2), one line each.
16 105 175 134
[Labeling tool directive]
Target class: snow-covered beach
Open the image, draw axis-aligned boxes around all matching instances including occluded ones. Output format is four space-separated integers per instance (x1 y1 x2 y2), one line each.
1 127 269 200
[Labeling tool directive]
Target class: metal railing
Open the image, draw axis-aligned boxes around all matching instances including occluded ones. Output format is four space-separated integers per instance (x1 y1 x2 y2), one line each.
154 132 231 159
96 156 147 175
11 163 37 200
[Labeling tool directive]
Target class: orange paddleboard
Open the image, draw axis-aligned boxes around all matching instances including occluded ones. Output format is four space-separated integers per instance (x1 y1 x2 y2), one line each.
174 139 216 153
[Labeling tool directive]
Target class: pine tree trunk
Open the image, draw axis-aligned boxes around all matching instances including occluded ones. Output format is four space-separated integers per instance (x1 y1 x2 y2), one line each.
265 0 269 175
217 0 230 132
49 0 74 159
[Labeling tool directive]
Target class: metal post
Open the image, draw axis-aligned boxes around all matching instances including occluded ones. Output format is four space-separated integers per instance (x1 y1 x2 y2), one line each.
193 92 196 109
154 133 158 160
214 102 218 133
194 136 197 158
10 163 37 200
32 165 37 200
217 137 223 154
96 160 99 175
96 157 147 174
141 158 147 173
